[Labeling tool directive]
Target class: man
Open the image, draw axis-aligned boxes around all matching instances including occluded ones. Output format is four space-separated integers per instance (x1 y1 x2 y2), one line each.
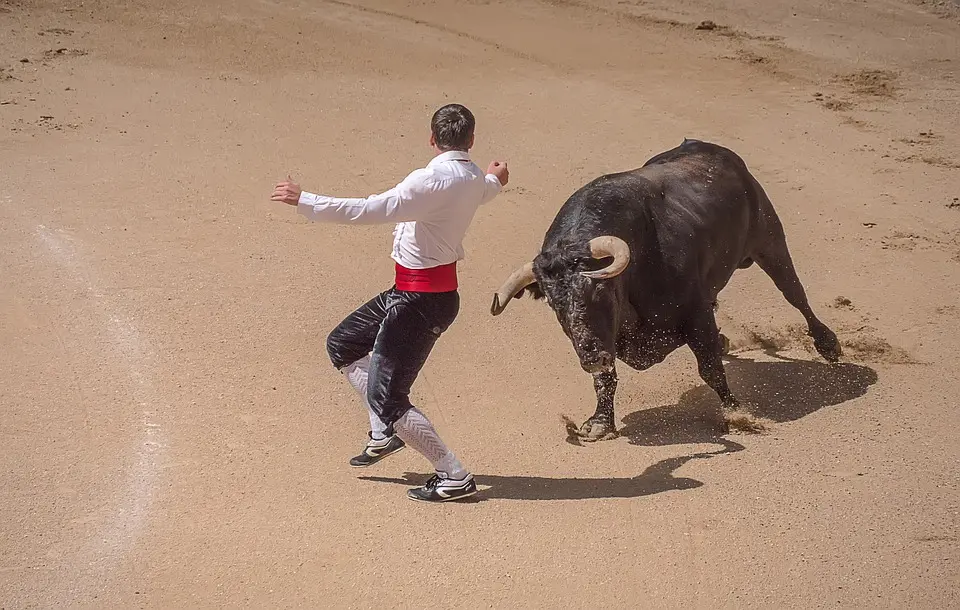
270 104 509 503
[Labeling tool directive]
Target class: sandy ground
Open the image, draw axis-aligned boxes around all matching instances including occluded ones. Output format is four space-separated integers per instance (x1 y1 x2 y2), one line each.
2 0 959 607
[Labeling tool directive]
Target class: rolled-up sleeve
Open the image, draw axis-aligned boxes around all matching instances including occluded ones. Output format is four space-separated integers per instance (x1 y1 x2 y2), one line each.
297 169 439 225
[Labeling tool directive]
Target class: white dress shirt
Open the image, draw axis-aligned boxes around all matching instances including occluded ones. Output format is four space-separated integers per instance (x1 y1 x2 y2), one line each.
297 150 503 269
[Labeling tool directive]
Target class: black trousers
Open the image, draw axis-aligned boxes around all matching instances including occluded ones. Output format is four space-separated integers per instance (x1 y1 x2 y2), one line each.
326 287 460 429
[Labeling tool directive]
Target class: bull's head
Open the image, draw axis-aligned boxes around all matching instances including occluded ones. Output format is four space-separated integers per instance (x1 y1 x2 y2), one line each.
491 236 631 374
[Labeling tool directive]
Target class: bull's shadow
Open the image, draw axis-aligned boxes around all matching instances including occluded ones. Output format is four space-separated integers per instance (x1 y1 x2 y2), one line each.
360 353 876 501
620 352 878 447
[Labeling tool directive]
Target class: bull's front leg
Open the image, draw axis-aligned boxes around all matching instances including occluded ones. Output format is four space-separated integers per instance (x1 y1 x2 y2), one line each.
685 307 767 434
578 369 619 442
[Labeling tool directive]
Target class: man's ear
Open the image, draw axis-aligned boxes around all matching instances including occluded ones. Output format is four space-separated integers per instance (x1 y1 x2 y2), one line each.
467 133 475 150
429 133 436 148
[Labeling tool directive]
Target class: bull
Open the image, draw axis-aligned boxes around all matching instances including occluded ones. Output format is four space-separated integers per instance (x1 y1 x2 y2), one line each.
491 139 842 441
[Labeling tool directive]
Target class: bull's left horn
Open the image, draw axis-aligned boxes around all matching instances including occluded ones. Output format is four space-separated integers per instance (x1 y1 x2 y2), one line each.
581 236 631 279
491 262 535 316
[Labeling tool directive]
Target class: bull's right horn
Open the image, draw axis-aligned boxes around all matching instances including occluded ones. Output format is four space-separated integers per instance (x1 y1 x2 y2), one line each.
491 262 535 316
581 236 631 279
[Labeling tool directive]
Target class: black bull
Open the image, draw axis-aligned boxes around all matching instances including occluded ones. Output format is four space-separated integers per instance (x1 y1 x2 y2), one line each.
491 139 842 441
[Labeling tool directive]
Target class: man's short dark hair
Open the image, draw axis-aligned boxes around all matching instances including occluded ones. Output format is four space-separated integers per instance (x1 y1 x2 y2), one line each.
431 104 475 151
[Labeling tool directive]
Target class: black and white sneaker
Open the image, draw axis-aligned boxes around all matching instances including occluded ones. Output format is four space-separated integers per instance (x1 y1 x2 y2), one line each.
349 434 405 467
407 474 477 503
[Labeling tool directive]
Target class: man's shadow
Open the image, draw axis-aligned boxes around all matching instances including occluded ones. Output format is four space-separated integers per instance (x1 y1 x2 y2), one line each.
360 353 877 501
360 438 744 502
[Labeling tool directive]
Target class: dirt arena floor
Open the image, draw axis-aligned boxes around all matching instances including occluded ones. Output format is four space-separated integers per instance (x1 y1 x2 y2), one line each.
2 0 959 607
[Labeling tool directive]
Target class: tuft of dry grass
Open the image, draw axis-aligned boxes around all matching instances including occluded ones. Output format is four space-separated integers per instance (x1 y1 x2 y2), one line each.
832 296 856 310
735 49 770 65
896 153 960 168
840 69 899 98
723 409 771 434
818 97 855 112
841 336 917 364
841 116 870 129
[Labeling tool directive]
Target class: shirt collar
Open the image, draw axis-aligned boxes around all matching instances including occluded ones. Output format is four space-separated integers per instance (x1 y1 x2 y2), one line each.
428 150 471 166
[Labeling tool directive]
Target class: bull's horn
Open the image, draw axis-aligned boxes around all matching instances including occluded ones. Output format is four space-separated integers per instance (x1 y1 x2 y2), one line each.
581 236 631 279
491 262 535 316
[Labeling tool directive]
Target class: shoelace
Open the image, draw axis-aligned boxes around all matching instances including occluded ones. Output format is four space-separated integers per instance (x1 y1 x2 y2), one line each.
423 474 442 490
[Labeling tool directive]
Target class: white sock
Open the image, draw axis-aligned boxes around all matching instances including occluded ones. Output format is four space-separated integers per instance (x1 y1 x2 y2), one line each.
436 452 468 480
341 355 389 441
393 408 469 479
366 436 392 448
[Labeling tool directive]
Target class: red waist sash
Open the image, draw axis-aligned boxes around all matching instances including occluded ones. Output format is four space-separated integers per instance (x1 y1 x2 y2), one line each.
395 262 458 293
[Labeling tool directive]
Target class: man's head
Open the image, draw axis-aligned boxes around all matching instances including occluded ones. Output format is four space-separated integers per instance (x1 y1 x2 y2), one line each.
430 104 475 152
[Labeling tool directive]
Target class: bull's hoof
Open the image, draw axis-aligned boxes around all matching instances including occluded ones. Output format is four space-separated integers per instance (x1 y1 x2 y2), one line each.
720 333 732 356
577 418 618 442
814 330 842 363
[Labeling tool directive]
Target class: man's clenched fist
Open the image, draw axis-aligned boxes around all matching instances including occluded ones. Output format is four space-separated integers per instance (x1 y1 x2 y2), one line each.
487 161 509 186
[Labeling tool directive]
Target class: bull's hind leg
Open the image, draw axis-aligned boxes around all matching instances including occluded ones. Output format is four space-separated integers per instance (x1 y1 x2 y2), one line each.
754 228 842 362
576 370 619 442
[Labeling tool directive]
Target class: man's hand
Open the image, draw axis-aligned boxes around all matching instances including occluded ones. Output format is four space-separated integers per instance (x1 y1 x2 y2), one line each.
487 161 509 186
271 176 302 206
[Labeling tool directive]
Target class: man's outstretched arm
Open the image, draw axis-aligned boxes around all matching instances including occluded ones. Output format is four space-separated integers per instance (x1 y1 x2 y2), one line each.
270 170 440 225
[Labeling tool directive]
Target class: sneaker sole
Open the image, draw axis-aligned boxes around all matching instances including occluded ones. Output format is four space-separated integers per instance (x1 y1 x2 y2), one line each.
348 445 404 468
406 488 478 503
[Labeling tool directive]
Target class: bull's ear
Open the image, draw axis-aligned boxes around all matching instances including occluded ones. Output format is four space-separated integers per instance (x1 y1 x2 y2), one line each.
525 283 544 300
